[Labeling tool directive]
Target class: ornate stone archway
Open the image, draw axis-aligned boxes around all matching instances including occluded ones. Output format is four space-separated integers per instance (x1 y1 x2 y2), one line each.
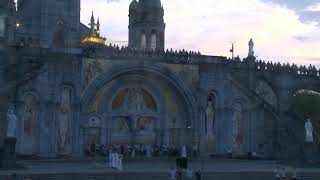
81 63 198 146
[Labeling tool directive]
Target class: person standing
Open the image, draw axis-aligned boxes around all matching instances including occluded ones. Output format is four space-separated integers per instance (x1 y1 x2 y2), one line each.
169 167 176 180
274 166 281 180
291 167 298 180
195 169 201 180
281 167 287 179
175 167 182 180
193 144 198 158
186 167 193 179
146 144 152 158
181 145 187 158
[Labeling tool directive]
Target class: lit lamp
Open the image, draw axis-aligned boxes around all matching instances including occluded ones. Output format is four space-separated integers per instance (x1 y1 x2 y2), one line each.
16 21 21 28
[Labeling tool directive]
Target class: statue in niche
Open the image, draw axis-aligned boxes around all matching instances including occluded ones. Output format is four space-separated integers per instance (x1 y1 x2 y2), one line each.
231 103 243 153
6 104 18 138
58 87 72 154
305 119 314 143
21 95 37 154
24 99 35 137
205 94 216 154
205 95 215 137
123 87 145 114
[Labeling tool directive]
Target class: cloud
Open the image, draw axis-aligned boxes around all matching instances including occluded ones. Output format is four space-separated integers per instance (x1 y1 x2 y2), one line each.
81 0 320 66
305 2 320 12
106 0 120 3
293 36 313 42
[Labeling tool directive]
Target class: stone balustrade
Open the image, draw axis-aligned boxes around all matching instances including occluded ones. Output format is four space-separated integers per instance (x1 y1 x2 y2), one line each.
84 43 320 78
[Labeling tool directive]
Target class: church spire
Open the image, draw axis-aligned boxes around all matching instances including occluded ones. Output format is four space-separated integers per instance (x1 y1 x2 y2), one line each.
89 11 96 35
97 18 100 36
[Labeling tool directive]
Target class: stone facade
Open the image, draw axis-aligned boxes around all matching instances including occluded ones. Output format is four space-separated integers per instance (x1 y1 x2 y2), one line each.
0 0 319 160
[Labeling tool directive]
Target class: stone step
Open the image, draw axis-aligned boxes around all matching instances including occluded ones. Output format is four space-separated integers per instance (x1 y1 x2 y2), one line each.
1 172 320 180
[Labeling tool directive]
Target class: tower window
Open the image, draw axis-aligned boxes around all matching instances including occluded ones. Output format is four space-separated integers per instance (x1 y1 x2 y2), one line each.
150 33 157 51
140 33 146 50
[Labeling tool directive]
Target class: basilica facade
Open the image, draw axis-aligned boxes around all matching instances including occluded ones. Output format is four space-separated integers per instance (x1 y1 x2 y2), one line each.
0 0 319 160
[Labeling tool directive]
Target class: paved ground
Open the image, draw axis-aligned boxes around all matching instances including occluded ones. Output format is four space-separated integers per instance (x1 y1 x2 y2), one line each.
1 158 320 176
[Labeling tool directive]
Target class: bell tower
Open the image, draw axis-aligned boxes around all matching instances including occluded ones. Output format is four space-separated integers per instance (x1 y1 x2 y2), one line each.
128 0 165 51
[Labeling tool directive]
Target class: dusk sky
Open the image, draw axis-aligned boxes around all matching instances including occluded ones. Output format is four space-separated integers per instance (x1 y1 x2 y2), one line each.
80 0 320 66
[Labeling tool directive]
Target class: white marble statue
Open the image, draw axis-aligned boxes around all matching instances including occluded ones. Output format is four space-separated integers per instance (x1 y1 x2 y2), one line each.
248 38 255 57
305 119 314 143
6 105 18 138
58 87 72 153
205 100 215 136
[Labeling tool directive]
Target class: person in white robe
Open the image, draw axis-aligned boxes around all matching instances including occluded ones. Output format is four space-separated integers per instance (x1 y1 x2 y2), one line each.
181 145 187 158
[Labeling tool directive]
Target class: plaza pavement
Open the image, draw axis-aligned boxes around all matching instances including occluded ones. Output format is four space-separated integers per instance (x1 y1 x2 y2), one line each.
1 158 320 176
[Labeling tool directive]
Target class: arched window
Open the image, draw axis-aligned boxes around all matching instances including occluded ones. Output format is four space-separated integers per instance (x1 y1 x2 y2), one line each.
150 33 157 51
140 33 146 50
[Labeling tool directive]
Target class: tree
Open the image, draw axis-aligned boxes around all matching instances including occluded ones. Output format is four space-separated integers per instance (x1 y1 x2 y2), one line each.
290 90 320 135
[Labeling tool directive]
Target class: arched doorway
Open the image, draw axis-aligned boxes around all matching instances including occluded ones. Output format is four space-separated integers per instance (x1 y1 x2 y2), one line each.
109 87 158 144
287 86 320 160
81 65 197 147
289 88 320 139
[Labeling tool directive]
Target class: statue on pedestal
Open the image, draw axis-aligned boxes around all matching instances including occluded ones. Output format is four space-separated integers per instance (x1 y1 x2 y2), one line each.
6 105 18 138
305 119 314 143
248 38 255 57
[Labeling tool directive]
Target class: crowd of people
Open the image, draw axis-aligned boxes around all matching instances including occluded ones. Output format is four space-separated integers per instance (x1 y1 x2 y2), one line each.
169 167 202 180
83 43 202 64
4 174 34 180
274 166 298 180
228 56 320 77
84 143 198 158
